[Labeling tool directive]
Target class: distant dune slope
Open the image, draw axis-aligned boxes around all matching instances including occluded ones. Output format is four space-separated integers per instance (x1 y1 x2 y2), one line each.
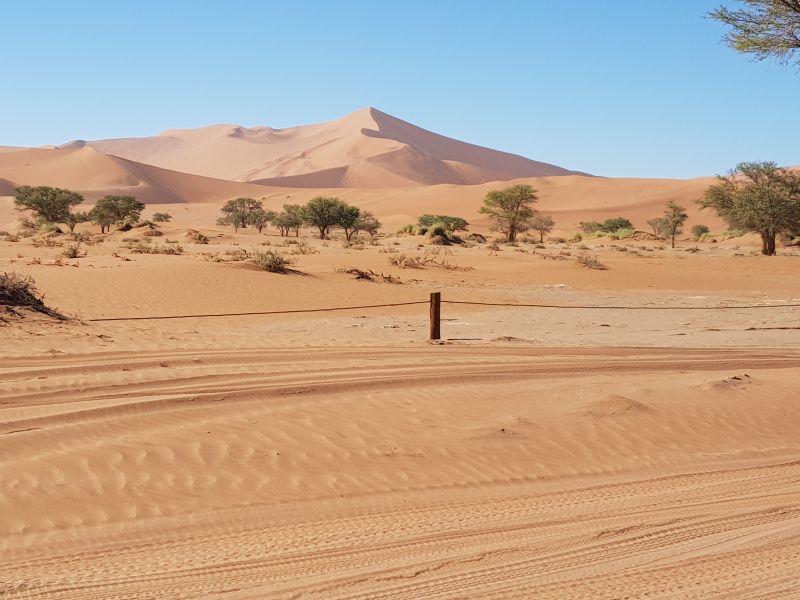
79 108 587 187
0 145 275 203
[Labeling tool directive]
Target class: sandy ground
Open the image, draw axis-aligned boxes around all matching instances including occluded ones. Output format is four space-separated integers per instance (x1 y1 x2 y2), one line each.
2 221 800 598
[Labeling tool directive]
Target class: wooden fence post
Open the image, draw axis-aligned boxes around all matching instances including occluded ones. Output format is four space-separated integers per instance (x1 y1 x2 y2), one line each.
429 292 441 340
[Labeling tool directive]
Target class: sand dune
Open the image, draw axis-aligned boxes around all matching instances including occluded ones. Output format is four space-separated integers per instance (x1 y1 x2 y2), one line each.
79 108 587 187
0 145 274 204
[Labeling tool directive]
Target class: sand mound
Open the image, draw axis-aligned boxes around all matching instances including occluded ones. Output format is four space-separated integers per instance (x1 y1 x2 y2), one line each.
583 395 650 417
0 145 274 204
80 107 587 187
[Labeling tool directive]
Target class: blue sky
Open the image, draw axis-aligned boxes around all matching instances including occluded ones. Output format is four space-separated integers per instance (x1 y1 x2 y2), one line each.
2 0 798 178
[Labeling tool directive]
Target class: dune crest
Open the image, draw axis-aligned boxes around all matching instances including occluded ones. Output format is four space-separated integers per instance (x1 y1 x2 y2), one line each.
76 107 587 187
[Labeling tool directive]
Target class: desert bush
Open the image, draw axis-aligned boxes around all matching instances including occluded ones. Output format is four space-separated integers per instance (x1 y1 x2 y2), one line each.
289 239 317 254
184 229 209 244
251 250 294 273
398 224 415 235
601 217 634 232
720 229 745 240
62 243 85 259
152 212 172 222
609 228 634 240
569 232 583 243
0 272 63 317
691 224 710 240
126 241 183 255
577 253 608 270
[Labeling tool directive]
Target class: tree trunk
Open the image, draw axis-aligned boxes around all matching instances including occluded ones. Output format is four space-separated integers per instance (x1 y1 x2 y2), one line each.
539 230 544 243
507 224 516 243
761 231 776 255
318 226 326 239
671 234 675 248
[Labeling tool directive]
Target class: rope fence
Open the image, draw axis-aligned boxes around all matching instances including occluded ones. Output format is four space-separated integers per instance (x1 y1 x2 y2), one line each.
86 293 800 340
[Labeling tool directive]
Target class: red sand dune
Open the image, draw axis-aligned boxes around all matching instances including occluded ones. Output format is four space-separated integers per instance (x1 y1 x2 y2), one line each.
79 108 587 187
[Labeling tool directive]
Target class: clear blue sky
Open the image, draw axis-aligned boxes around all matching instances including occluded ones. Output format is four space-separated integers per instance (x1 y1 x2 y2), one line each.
2 0 798 178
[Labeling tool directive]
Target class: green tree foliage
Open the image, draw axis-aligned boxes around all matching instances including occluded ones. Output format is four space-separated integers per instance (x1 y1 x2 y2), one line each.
217 198 263 232
64 211 90 233
530 214 556 242
249 208 276 234
600 217 634 233
302 196 349 239
90 195 145 233
355 211 382 238
698 161 800 255
152 212 172 222
14 186 84 224
336 204 362 242
417 214 469 232
691 224 710 239
661 201 689 248
710 1 800 68
271 208 301 237
479 184 538 242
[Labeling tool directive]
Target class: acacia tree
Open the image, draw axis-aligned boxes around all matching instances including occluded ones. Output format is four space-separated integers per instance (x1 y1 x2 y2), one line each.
302 196 348 239
698 161 800 255
337 204 362 243
355 211 381 239
90 195 145 233
710 1 800 68
64 211 90 233
14 186 84 225
249 208 276 234
661 201 689 248
479 184 538 242
530 214 556 242
217 198 263 232
418 214 469 233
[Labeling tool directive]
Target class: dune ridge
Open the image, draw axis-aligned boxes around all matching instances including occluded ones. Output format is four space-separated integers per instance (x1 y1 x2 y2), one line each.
76 107 587 187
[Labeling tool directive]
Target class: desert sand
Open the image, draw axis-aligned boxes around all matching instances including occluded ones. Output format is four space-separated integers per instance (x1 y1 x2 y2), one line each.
2 215 800 599
2 113 799 599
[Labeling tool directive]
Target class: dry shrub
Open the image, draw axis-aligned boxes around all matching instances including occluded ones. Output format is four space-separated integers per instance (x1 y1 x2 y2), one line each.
142 228 163 237
576 253 608 270
0 272 63 318
62 243 85 259
184 229 210 244
251 250 294 273
125 241 183 255
337 267 401 284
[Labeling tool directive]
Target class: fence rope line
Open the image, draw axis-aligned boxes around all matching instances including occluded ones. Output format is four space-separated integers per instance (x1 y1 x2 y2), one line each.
442 300 800 310
85 298 800 322
87 301 428 322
